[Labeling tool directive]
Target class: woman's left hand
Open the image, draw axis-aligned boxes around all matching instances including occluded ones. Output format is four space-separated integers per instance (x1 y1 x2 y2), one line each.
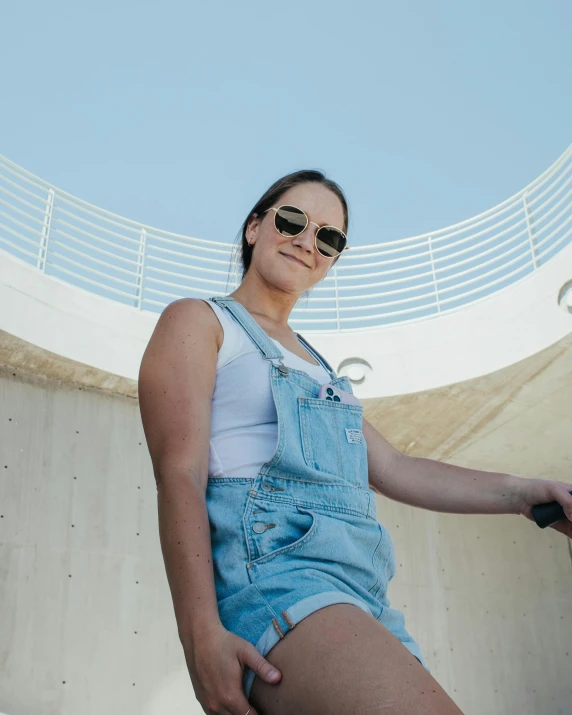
516 478 572 538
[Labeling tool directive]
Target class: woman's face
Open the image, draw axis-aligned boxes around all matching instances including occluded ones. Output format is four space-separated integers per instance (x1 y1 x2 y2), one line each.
245 183 345 295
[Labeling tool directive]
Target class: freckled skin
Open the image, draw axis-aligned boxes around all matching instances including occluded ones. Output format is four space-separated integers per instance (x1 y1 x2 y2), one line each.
249 604 463 714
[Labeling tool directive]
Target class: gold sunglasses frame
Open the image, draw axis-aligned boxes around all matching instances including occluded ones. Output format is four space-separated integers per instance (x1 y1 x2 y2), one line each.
264 205 349 257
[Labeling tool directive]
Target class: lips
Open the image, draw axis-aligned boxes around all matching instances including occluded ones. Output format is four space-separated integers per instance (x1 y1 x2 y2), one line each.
280 252 309 268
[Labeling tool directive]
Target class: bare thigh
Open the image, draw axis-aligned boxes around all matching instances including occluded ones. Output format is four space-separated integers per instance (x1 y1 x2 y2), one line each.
249 603 464 715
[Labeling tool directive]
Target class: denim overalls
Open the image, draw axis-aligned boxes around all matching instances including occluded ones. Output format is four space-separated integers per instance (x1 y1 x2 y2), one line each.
204 296 430 698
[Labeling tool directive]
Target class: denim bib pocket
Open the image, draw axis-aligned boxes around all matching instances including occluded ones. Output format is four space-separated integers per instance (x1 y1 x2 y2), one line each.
298 397 368 487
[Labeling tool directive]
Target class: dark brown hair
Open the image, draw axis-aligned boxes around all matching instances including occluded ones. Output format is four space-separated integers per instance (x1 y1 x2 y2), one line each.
228 169 349 301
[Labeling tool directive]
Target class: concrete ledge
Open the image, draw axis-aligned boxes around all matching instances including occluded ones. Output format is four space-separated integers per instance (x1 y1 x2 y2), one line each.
2 243 572 398
0 329 137 399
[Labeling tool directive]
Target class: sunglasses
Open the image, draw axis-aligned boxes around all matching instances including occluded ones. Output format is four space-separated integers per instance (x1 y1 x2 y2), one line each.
263 205 349 258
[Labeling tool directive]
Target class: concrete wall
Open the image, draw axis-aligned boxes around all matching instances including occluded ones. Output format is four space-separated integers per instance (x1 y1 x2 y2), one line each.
2 227 572 713
2 353 571 714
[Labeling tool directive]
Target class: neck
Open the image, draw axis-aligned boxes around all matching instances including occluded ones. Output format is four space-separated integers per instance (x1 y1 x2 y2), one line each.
229 283 302 330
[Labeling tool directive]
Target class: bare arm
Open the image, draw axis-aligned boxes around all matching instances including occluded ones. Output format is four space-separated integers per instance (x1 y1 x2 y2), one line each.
363 417 521 515
138 298 223 649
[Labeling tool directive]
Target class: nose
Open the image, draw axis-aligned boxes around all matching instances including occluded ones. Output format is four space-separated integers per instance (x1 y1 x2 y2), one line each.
291 222 317 254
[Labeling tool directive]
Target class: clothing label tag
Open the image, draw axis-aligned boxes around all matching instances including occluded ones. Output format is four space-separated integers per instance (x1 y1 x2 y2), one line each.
345 428 363 444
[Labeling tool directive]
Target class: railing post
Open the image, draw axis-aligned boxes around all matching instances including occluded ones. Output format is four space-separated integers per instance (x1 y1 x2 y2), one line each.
136 228 147 309
523 192 538 269
37 188 54 272
427 235 441 313
333 264 341 331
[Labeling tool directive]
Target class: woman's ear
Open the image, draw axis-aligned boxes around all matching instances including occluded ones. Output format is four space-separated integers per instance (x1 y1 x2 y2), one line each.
245 213 261 245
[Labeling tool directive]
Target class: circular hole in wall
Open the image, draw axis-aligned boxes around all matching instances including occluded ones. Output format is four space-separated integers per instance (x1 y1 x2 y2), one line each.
337 357 373 385
557 280 572 314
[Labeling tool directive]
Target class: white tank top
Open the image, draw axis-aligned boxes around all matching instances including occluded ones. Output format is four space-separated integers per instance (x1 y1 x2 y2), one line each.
202 299 331 479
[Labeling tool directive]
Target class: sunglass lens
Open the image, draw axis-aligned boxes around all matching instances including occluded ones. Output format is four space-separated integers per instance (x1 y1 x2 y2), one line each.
316 227 346 257
275 206 307 236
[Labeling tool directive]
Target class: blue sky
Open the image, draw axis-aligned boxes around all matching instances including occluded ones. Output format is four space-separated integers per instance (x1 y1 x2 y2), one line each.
2 0 571 249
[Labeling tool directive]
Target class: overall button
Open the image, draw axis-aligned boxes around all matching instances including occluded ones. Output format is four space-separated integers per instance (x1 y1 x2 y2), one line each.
261 481 285 492
277 365 289 375
252 522 275 533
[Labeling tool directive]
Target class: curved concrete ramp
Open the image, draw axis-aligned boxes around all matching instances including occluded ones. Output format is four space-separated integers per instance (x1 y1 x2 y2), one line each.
2 239 572 398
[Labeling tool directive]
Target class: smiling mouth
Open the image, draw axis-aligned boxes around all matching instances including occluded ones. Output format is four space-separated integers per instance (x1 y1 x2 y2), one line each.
280 252 308 268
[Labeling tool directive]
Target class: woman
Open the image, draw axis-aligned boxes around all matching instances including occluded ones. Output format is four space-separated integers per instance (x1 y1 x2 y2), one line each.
138 170 572 715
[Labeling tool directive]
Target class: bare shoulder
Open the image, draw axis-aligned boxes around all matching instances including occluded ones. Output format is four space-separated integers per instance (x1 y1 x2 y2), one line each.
138 298 222 486
150 297 223 352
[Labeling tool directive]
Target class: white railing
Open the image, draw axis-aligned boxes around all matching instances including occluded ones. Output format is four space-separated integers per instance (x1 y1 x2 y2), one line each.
1 146 571 331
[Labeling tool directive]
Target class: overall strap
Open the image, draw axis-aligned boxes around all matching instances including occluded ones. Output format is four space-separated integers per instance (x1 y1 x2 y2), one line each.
209 295 337 381
295 332 337 379
208 295 284 362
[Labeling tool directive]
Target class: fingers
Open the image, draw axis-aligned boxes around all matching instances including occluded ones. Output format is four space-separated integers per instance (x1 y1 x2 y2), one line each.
250 654 282 686
236 643 282 712
549 520 572 538
556 486 572 522
565 489 572 522
240 640 281 686
205 686 258 715
216 642 281 715
549 486 572 537
221 694 258 715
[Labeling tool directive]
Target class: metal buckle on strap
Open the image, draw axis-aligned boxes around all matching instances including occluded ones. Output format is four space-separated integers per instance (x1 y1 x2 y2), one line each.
270 358 289 376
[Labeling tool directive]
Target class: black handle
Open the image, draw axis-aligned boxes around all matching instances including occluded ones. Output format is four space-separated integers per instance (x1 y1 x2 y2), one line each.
531 491 572 529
